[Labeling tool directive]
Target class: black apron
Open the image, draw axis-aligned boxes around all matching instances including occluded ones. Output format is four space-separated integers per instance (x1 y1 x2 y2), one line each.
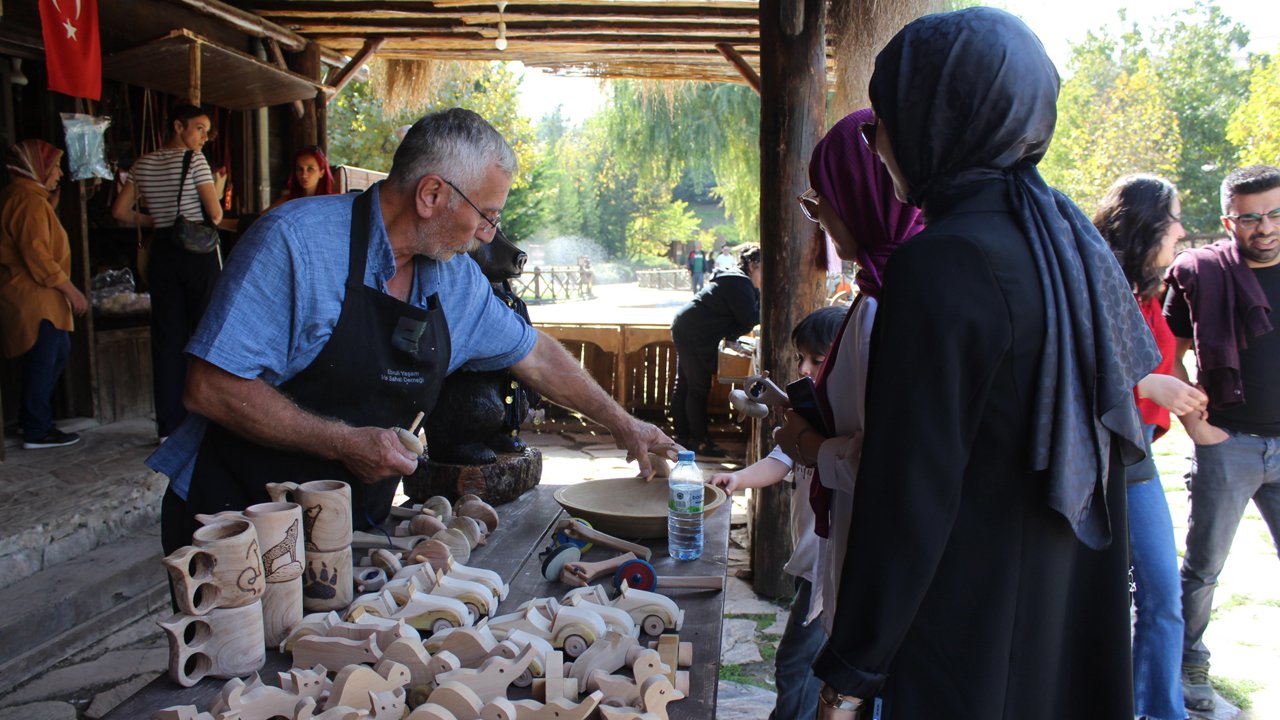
185 189 450 530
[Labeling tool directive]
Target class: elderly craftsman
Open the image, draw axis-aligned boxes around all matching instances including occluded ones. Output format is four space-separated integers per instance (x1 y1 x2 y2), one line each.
150 109 671 554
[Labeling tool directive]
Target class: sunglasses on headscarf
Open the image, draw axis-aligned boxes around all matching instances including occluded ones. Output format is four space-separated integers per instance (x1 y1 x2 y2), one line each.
859 120 878 149
797 188 820 223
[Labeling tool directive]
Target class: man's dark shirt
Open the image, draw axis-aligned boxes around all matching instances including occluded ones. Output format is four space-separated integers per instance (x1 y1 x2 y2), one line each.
1166 262 1280 435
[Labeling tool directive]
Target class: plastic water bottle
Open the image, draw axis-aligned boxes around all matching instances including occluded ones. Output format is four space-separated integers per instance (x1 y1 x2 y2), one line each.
668 450 704 560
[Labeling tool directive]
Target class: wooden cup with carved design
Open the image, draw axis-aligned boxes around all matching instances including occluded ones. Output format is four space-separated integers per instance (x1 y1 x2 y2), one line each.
302 546 353 612
266 480 353 553
162 518 265 616
243 501 306 583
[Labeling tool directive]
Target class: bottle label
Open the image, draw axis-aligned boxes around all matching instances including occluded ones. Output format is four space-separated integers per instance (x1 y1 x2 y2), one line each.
669 484 703 513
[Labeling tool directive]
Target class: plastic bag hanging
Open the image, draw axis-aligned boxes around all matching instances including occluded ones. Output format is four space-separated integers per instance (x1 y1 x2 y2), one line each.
60 113 113 181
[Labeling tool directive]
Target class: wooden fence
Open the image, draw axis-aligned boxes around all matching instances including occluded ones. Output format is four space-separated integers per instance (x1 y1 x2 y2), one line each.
511 266 594 301
537 323 750 421
636 269 691 291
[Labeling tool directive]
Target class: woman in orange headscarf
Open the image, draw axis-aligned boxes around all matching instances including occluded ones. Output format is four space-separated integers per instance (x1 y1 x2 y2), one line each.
0 139 88 448
269 145 336 210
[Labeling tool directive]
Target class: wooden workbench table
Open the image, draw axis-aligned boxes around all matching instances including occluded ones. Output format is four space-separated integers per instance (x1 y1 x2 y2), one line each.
103 482 729 719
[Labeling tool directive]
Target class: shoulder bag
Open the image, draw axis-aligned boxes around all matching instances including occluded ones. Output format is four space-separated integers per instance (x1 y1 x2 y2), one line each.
171 150 221 254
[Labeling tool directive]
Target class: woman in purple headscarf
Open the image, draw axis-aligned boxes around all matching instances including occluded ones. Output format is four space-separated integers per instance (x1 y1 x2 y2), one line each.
766 107 923 720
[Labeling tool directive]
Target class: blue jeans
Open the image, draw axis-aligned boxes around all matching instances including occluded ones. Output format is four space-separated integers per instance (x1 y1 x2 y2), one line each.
20 319 70 439
768 578 827 720
691 271 705 293
1182 430 1280 668
1128 425 1185 720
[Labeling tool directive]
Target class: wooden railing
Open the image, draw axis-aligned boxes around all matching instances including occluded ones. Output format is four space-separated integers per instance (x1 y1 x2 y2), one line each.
636 268 691 290
511 266 594 301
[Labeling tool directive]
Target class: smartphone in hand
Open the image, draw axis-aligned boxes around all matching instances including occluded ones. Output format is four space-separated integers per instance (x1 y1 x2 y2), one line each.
786 376 832 437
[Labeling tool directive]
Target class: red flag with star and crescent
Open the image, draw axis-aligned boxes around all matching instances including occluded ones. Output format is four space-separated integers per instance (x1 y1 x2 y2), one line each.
39 0 101 100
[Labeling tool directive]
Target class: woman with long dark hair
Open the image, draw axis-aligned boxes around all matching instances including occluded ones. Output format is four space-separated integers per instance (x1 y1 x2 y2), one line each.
1095 174 1205 720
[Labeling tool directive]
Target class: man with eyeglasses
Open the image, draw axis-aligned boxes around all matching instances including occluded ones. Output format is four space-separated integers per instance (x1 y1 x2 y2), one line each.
1163 164 1280 713
148 108 673 554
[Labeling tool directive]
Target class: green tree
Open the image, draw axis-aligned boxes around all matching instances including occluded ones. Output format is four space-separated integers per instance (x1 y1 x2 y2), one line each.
1044 57 1183 213
1040 1 1253 231
1151 2 1250 231
1228 54 1280 167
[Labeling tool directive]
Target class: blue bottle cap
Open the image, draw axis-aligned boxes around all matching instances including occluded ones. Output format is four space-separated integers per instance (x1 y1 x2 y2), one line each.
677 450 696 462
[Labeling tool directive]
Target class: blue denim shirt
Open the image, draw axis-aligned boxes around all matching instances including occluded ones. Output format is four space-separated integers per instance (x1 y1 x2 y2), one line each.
147 183 537 498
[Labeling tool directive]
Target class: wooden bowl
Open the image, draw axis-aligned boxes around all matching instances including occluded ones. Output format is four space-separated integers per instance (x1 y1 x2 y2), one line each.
552 477 728 539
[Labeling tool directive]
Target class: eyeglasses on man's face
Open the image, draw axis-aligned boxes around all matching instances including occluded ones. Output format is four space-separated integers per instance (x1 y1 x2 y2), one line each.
441 178 501 234
797 188 821 223
1225 207 1280 231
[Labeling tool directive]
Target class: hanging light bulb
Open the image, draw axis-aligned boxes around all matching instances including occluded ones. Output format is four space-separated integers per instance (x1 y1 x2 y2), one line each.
495 1 508 51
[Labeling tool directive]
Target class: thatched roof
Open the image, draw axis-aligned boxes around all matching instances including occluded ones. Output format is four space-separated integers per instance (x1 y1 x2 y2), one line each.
248 0 830 84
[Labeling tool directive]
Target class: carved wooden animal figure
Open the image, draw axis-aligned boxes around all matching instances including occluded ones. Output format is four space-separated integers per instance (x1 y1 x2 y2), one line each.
291 634 382 671
595 674 683 720
280 611 342 652
424 626 499 668
566 630 643 685
586 649 668 707
381 635 436 688
325 659 411 712
405 702 463 720
294 688 405 720
479 690 603 720
434 644 537 704
425 680 485 720
262 518 301 579
209 666 330 720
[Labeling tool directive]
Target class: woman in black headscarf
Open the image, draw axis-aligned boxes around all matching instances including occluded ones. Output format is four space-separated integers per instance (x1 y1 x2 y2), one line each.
811 8 1159 720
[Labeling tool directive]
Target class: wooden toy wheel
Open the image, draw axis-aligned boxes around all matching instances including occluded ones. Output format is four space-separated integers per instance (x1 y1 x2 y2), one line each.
512 668 534 688
562 633 590 658
554 518 595 553
431 617 456 635
642 614 666 636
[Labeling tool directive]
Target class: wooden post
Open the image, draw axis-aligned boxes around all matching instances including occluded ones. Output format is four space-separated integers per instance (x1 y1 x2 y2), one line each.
187 40 201 105
291 41 322 149
752 0 827 600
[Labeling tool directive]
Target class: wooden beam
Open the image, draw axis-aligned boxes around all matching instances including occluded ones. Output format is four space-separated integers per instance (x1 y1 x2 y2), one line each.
752 0 827 600
327 36 386 100
163 0 307 52
264 38 306 119
253 2 759 22
716 43 760 94
187 40 201 104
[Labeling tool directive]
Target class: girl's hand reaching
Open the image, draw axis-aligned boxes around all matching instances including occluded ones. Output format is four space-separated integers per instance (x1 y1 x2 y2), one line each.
710 472 741 494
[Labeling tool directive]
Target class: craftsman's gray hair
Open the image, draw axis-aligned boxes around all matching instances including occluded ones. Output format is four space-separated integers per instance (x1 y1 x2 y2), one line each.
389 108 517 194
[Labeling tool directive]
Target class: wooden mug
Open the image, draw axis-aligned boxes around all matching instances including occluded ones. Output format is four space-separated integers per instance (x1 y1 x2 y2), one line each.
261 576 304 650
158 600 267 687
302 546 354 612
266 480 353 553
163 519 265 615
243 501 306 583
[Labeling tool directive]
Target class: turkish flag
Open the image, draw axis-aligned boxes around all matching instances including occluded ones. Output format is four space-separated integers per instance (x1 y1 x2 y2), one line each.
39 0 101 100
